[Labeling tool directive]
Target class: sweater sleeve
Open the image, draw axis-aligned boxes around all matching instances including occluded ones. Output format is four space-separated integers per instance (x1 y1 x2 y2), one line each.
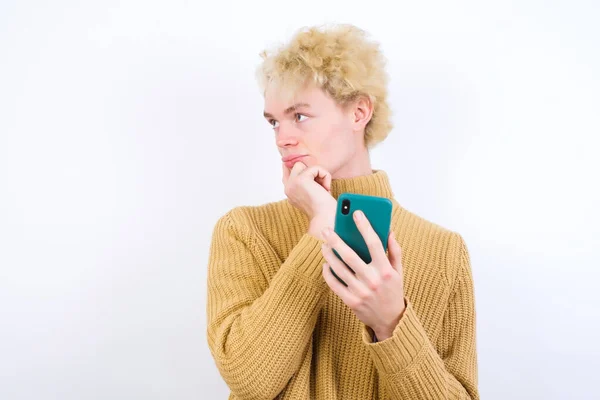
360 233 479 399
206 210 329 400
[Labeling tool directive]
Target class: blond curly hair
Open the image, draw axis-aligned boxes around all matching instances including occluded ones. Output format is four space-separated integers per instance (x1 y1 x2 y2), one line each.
256 24 393 149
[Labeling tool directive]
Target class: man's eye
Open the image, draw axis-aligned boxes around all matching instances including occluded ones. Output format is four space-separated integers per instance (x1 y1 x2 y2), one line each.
269 119 279 128
296 113 308 122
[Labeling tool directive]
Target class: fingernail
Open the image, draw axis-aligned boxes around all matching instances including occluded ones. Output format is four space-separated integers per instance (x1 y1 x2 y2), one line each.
354 210 363 220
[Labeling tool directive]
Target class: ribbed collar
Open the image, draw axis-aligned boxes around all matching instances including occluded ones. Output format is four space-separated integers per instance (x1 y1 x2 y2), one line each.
330 169 394 200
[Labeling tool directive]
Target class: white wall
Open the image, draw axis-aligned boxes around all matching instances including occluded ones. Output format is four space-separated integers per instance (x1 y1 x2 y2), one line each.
1 1 599 399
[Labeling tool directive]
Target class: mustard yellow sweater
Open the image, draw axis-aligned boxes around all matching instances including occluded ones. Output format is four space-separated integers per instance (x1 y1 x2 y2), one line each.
206 170 479 399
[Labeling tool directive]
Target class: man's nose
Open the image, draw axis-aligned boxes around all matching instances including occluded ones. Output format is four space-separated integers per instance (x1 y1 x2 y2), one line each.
275 122 300 148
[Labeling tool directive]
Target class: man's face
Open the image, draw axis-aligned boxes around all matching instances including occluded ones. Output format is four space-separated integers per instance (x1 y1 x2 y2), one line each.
263 84 359 176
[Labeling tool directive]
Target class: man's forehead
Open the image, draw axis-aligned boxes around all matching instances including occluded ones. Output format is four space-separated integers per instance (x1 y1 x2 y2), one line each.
265 97 306 114
264 85 319 112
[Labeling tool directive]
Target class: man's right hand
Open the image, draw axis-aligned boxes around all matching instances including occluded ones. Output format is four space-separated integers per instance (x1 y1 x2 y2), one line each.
282 162 337 241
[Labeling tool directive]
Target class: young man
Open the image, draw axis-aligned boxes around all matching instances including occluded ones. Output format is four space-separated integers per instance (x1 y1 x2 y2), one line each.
207 24 479 399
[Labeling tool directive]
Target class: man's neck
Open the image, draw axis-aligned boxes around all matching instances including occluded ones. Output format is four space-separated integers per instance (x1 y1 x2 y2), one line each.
332 149 372 179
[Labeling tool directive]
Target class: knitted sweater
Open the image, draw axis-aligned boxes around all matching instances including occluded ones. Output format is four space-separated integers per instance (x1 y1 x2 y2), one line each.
206 170 479 399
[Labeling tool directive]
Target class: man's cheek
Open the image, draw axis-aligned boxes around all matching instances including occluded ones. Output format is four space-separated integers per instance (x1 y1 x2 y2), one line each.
317 134 335 161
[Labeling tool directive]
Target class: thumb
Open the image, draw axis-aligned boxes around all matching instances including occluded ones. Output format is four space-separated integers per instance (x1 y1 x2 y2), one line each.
387 231 403 273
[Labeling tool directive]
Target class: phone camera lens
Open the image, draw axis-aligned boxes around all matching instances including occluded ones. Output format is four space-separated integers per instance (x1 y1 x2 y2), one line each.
341 199 351 215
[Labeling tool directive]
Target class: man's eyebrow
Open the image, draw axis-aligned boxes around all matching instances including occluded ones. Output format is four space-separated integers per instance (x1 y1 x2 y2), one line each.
263 103 311 119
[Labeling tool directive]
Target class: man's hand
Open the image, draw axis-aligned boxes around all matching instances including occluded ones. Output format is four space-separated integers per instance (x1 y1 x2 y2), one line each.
320 210 407 341
282 162 336 241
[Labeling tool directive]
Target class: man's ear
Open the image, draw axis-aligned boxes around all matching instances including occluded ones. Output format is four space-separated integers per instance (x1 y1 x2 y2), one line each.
350 94 374 132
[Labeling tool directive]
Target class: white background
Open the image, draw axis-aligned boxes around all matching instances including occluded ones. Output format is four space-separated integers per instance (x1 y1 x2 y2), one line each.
1 1 599 399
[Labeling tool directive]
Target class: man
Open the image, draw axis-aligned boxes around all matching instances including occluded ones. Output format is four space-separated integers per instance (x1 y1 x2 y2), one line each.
207 23 479 399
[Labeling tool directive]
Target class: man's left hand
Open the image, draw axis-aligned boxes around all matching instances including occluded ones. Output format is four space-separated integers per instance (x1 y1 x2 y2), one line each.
320 210 406 341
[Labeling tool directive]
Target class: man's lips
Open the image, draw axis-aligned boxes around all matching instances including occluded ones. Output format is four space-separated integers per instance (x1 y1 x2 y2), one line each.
282 155 307 168
282 154 308 162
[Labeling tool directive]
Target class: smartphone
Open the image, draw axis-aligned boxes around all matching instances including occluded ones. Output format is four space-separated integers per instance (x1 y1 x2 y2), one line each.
330 193 393 287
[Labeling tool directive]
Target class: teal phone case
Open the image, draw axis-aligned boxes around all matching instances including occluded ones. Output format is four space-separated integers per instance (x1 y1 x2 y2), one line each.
330 193 393 287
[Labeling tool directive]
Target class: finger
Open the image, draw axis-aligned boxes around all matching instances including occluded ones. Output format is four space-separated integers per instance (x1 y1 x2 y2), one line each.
282 163 291 186
387 231 403 273
323 227 370 282
289 161 307 179
304 165 332 191
314 168 332 192
322 262 359 306
321 172 332 192
353 210 386 265
322 243 369 295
